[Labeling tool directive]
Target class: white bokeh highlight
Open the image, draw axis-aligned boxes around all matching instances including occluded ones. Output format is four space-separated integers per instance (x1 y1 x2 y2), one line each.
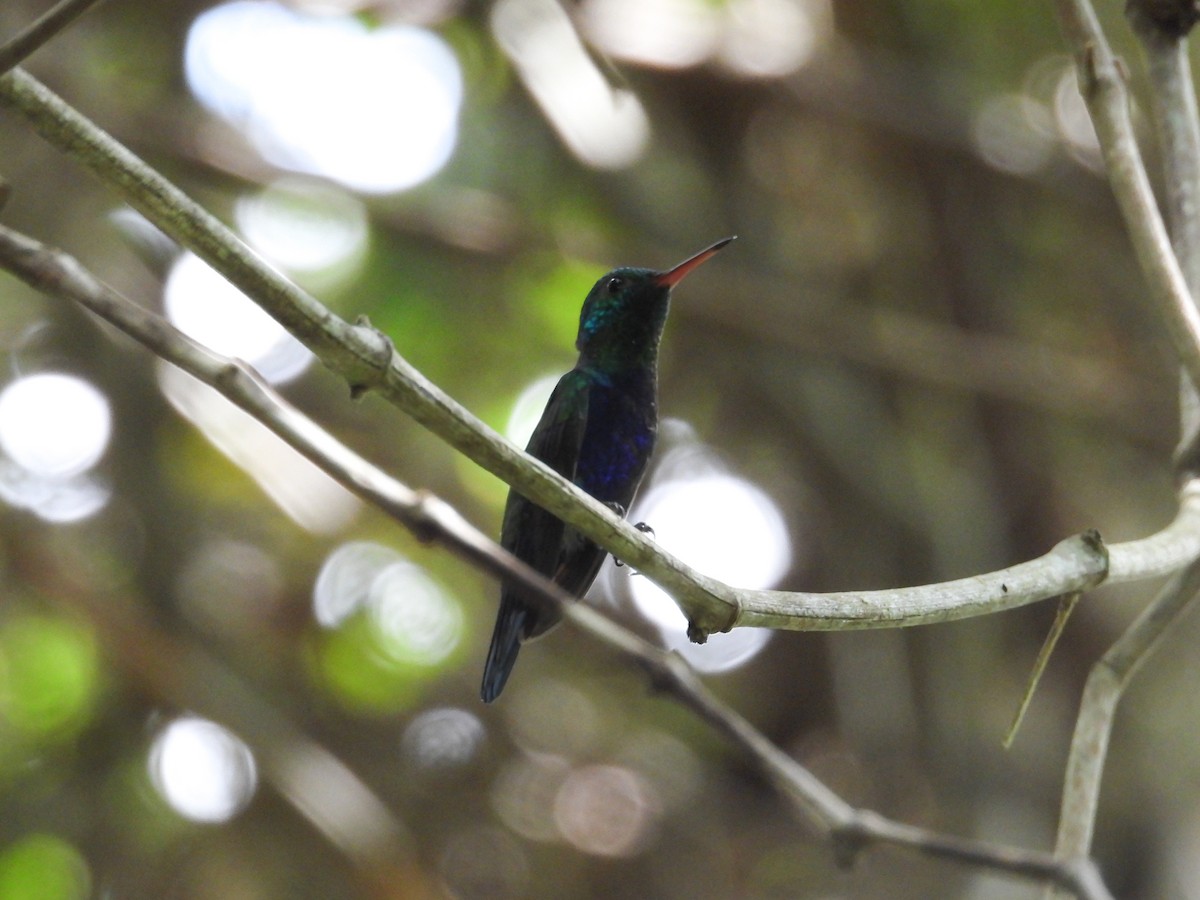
164 252 313 385
0 373 113 522
492 0 650 169
234 178 369 278
149 716 258 823
368 560 463 666
186 1 462 193
628 468 791 673
0 373 110 478
505 374 560 449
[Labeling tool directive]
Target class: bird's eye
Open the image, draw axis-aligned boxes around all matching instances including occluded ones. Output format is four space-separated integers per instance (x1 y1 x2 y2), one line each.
606 276 624 293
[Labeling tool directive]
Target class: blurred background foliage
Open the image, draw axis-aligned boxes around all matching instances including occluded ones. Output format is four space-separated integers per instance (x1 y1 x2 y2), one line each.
0 0 1193 897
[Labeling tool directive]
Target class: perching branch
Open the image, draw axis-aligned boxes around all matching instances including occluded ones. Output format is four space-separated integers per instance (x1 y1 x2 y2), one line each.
0 65 740 638
0 222 1111 898
1 67 1199 646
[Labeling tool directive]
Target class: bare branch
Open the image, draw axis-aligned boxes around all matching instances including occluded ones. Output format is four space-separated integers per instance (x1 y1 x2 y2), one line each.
1127 0 1200 471
0 65 743 636
1045 4 1200 893
0 0 110 76
0 221 585 625
1050 557 1200 891
2 65 1199 644
1053 0 1200 394
738 496 1200 628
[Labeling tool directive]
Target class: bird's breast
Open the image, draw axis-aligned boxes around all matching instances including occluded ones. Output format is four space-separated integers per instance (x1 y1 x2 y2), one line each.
574 379 656 505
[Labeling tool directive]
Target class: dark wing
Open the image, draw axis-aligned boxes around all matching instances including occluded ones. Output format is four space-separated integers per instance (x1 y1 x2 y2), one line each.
481 369 591 702
499 369 592 572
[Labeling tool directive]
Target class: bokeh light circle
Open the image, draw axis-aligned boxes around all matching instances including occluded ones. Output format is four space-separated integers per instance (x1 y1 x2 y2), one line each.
148 716 258 823
235 178 369 276
186 1 462 193
0 833 91 900
628 473 790 673
369 561 463 666
554 764 659 858
505 374 560 448
164 252 313 384
0 373 110 479
313 541 403 628
401 706 487 770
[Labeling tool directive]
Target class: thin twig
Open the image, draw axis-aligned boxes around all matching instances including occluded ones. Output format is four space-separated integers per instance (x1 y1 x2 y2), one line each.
1045 4 1200 895
0 223 1109 898
0 0 110 75
1050 557 1200 893
1128 0 1200 469
1005 592 1081 748
1053 0 1200 394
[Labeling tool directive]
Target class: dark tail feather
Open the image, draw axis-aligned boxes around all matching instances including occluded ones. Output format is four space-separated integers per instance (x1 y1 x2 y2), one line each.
481 601 527 703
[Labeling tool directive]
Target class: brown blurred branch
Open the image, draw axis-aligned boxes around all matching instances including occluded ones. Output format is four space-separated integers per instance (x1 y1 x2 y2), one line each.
0 222 1111 899
35 564 432 899
0 0 109 75
688 279 1166 438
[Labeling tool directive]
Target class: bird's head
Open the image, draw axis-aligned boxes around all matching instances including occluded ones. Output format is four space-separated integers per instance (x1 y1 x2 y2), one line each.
575 237 734 367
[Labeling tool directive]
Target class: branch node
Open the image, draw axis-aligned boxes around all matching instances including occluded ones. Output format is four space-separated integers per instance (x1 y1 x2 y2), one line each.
348 315 395 399
1068 528 1110 588
408 489 443 544
830 817 870 869
214 360 247 392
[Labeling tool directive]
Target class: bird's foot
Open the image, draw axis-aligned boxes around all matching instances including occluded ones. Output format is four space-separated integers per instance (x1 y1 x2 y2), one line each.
615 521 655 571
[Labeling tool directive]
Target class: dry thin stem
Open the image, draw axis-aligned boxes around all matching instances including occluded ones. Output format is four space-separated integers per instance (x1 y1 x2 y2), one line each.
1052 558 1200 877
1005 592 1081 748
0 223 1109 898
1129 0 1200 466
0 0 109 75
1045 1 1200 893
1054 0 1200 393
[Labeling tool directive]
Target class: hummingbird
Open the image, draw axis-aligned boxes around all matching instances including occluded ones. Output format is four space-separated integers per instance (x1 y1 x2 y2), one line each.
481 236 735 702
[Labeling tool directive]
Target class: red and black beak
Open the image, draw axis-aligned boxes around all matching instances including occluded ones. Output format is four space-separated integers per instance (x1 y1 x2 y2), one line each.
653 236 736 288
